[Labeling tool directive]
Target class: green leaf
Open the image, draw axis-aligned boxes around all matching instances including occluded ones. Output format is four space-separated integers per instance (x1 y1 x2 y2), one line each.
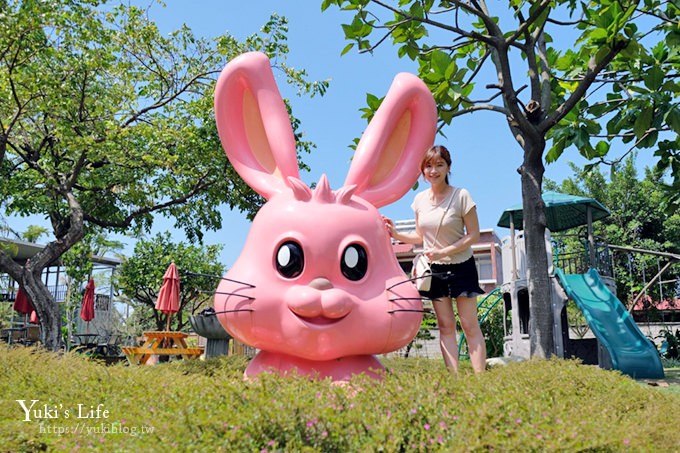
340 42 354 56
366 92 382 110
665 107 680 134
546 140 566 163
430 50 450 75
633 106 653 139
667 30 680 48
593 140 610 157
643 67 665 91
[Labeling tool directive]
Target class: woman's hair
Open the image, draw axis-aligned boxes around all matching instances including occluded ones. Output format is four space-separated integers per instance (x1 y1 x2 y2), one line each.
420 145 452 184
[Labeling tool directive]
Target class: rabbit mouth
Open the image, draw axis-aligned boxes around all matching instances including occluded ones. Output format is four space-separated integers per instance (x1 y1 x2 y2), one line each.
293 313 348 326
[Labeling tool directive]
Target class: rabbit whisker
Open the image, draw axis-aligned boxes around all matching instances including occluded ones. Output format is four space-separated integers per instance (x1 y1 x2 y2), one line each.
199 290 255 300
387 309 429 314
208 309 255 315
386 272 453 291
388 297 430 302
184 271 256 288
386 277 422 291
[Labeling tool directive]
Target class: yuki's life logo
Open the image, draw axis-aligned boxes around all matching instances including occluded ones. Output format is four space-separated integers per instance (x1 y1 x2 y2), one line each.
16 400 110 422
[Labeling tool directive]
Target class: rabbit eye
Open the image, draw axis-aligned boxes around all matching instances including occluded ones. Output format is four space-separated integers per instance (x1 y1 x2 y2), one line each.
276 241 304 278
341 244 367 281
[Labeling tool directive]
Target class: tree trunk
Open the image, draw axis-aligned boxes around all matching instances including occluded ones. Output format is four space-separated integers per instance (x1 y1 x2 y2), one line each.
22 269 63 351
519 138 554 358
0 200 84 352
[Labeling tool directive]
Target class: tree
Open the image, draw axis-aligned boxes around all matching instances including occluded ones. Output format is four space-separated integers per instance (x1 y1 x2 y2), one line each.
116 232 224 333
545 156 680 304
323 0 679 357
21 226 48 243
0 0 328 351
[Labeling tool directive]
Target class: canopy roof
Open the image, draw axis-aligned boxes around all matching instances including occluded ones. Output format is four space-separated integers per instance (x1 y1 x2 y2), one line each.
497 191 610 232
0 238 121 267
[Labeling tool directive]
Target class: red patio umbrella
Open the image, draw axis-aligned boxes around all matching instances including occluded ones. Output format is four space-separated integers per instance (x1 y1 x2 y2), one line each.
80 278 95 333
155 261 180 331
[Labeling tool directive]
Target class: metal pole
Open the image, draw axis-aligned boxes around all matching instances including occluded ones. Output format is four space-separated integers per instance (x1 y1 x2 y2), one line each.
629 261 674 313
587 205 595 268
510 215 518 281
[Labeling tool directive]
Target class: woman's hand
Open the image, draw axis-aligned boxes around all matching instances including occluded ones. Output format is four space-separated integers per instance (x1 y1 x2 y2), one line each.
424 249 445 262
382 216 396 237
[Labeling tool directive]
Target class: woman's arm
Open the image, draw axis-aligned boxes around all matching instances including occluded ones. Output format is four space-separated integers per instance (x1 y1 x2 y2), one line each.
383 214 423 245
426 206 480 261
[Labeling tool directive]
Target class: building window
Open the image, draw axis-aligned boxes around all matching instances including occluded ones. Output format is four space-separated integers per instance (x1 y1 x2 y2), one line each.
475 254 494 282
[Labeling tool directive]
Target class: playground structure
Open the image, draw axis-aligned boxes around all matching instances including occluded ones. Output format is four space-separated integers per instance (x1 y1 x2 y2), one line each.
495 192 666 379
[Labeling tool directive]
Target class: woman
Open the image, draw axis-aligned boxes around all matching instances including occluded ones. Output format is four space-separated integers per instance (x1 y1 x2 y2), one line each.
384 145 486 373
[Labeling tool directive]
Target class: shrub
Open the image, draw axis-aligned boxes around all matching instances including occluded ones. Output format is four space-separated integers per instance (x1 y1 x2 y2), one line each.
1 346 678 452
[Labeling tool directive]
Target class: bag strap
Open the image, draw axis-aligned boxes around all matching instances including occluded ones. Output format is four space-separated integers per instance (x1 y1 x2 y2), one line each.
430 187 456 249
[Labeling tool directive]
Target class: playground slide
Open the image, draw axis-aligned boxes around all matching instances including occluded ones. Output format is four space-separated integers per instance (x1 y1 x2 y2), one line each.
556 268 664 379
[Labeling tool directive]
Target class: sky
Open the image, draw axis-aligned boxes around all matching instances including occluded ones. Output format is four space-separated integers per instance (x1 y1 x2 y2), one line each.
8 1 657 269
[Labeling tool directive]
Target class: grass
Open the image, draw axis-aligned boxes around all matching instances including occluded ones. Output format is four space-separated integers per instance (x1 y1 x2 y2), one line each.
1 346 679 452
659 358 680 394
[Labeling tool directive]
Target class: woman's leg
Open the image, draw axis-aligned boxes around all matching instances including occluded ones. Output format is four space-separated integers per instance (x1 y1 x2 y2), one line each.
456 295 486 373
431 296 459 372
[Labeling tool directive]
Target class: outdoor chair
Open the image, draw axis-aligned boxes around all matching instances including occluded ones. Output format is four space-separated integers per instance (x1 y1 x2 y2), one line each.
97 334 121 356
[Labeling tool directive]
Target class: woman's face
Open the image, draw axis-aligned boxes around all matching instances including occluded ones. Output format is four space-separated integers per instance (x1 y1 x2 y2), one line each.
423 157 449 185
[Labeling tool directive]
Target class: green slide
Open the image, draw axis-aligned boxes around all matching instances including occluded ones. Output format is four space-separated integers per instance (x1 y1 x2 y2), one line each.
555 268 664 379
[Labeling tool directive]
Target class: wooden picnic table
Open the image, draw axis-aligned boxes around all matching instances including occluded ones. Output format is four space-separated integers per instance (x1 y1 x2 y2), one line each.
122 331 203 365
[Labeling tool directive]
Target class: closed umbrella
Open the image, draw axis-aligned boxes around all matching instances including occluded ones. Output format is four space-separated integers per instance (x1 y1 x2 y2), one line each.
29 310 39 324
13 287 32 315
155 262 180 331
13 287 32 327
80 278 95 333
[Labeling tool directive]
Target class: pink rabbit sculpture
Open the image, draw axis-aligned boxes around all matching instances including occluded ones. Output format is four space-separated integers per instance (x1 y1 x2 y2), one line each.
213 52 437 382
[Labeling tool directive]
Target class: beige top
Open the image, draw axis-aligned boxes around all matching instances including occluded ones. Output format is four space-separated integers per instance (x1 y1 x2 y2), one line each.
411 186 476 264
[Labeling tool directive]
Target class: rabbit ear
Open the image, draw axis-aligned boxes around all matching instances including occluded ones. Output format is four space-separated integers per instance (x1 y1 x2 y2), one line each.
214 52 300 199
344 73 437 208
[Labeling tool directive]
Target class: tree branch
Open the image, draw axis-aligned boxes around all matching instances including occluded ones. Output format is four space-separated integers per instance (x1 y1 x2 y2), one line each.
83 171 218 229
506 0 552 48
541 40 629 134
368 0 498 46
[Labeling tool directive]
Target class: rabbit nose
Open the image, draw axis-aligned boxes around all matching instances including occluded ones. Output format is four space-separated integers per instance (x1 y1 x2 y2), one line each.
308 277 333 290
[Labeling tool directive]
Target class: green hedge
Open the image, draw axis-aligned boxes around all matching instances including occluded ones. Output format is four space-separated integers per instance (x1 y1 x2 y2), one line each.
1 346 678 452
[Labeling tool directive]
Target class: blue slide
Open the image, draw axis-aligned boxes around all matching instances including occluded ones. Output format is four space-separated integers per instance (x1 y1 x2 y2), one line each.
556 268 664 379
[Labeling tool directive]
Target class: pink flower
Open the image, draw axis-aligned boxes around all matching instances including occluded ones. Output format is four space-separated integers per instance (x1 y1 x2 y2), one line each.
424 423 431 430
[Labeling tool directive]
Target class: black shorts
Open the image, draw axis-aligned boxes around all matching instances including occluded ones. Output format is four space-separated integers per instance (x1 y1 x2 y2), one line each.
419 256 485 300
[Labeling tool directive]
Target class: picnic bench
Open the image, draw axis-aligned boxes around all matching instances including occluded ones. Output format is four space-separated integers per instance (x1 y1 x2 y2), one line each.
122 331 203 365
